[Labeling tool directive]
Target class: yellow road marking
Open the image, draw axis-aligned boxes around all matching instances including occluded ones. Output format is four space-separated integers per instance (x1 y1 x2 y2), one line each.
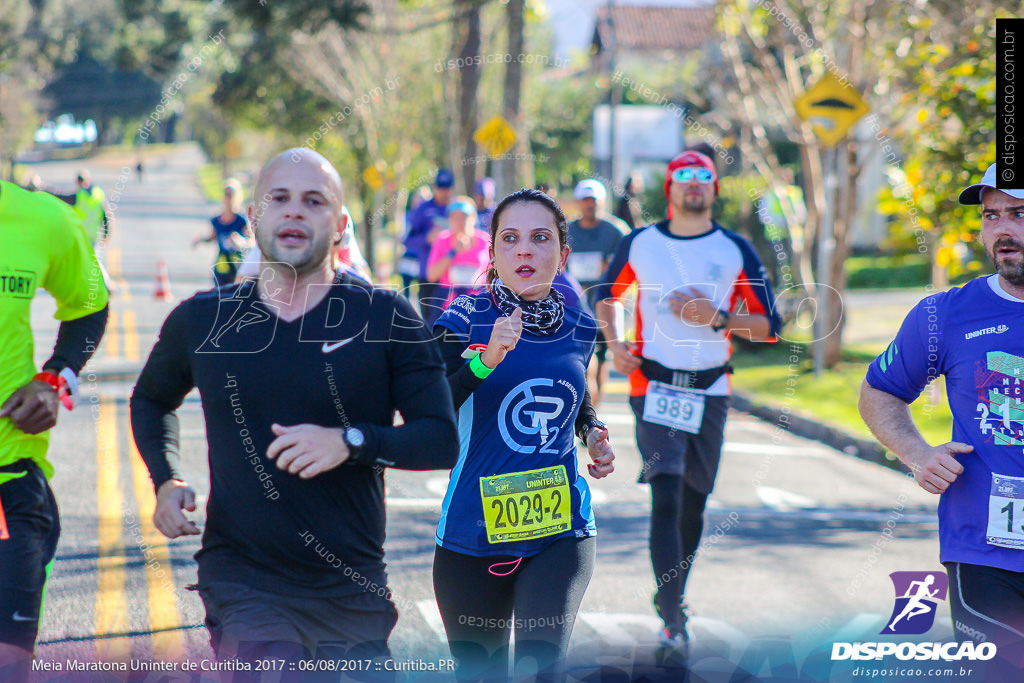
106 247 122 278
122 309 139 362
604 379 629 394
96 398 129 661
129 426 185 659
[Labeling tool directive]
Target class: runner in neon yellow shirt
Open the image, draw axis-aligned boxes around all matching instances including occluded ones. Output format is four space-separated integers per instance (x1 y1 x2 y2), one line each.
0 181 108 680
32 169 113 291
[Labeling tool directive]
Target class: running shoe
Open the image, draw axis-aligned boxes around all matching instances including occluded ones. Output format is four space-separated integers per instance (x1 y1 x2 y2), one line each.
654 594 690 655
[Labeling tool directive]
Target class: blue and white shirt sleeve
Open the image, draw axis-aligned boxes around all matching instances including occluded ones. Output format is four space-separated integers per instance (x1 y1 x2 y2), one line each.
434 294 475 344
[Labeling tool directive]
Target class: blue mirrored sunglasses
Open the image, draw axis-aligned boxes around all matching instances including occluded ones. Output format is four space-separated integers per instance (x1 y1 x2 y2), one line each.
672 167 715 184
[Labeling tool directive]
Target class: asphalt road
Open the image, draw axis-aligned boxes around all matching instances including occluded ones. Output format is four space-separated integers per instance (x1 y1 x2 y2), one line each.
18 146 983 682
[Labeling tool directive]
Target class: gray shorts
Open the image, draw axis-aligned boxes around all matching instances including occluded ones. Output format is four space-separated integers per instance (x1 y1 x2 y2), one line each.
198 580 397 681
628 394 730 493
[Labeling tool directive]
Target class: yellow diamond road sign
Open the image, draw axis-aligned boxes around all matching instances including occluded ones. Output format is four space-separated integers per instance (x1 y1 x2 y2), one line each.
363 166 384 191
474 115 517 157
794 73 870 147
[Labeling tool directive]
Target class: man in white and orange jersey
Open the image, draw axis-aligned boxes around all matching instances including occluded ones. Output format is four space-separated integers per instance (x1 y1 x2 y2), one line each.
596 150 780 654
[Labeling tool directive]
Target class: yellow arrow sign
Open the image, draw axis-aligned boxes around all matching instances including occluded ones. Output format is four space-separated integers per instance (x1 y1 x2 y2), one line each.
794 73 869 147
474 115 517 157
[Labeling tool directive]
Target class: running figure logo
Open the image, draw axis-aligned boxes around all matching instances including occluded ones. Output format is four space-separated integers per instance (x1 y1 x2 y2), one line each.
880 571 948 635
197 279 276 354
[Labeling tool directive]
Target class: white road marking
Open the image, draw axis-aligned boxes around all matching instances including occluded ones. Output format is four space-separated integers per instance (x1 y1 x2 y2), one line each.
575 612 750 657
416 600 448 642
757 486 818 511
725 442 826 457
576 612 662 645
690 616 751 653
417 599 517 649
426 477 450 497
386 498 442 510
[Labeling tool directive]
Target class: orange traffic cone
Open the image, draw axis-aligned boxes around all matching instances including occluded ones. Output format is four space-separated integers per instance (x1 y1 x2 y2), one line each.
154 260 173 301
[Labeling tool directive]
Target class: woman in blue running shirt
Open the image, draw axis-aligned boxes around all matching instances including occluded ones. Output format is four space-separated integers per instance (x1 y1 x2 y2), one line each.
192 179 250 287
432 188 615 682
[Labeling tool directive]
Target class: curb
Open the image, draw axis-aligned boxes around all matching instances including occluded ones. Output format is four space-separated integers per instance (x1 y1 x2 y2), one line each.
729 391 909 475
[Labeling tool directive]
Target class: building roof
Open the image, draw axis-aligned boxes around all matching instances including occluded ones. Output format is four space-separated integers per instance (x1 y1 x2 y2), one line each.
592 4 717 53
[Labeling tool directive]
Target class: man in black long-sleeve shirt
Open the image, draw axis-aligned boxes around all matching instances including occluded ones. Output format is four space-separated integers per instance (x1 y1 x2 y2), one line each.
130 149 458 677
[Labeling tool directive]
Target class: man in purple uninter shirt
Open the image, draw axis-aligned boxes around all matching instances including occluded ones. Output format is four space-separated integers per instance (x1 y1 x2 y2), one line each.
860 162 1024 677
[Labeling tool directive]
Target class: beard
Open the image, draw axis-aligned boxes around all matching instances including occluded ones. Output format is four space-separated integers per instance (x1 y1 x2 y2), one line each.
255 221 334 275
988 237 1024 286
680 192 712 213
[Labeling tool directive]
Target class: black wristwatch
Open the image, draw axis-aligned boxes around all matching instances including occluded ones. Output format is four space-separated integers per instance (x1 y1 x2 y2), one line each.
578 419 607 443
711 309 731 332
344 427 366 463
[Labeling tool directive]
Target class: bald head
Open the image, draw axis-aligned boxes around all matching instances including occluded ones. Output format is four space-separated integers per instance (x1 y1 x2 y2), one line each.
255 148 344 206
251 148 348 278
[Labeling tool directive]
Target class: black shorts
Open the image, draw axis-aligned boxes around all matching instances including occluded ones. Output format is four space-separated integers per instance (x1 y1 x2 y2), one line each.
945 562 1024 672
198 580 398 681
0 460 61 651
628 393 730 493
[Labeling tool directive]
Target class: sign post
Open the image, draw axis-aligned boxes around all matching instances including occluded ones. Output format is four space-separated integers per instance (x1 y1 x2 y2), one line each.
795 74 869 376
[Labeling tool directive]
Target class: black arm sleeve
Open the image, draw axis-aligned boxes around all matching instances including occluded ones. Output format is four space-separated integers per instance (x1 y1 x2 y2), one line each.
129 395 184 490
355 295 458 471
433 325 485 410
574 385 598 440
129 303 195 491
43 305 109 375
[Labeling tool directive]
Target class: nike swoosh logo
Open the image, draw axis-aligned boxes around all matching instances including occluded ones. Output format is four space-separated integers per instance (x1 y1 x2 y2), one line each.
322 338 357 353
12 612 36 622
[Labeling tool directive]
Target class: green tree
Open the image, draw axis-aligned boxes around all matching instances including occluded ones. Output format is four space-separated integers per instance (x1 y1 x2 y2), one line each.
874 4 1009 287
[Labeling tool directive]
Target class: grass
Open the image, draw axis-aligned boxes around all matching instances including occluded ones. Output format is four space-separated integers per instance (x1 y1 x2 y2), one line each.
196 163 225 203
846 254 929 289
729 341 954 447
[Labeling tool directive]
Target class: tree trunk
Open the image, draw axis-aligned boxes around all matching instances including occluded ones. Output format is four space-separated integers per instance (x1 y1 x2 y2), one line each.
498 0 524 195
823 144 857 368
454 0 482 193
822 0 866 369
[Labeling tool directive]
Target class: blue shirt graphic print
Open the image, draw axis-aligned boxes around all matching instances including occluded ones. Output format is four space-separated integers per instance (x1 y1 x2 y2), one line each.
866 276 1024 571
434 292 598 557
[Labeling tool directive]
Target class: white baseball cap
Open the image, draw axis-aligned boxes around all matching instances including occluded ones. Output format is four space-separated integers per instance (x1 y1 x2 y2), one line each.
574 179 607 202
958 163 1024 205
